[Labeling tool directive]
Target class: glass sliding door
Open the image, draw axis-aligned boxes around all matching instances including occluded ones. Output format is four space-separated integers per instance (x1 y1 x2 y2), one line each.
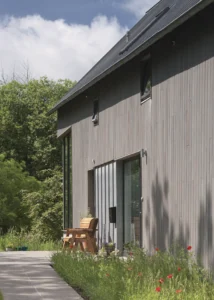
124 157 141 246
63 134 72 228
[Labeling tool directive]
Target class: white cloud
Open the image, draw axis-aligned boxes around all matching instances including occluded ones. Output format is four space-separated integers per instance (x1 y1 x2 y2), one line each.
122 0 159 19
0 15 127 81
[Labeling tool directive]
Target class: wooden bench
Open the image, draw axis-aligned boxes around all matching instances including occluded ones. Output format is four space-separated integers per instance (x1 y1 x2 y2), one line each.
63 217 98 254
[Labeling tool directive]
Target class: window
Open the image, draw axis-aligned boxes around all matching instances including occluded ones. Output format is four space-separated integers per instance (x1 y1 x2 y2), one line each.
63 133 72 228
140 54 152 102
92 99 99 125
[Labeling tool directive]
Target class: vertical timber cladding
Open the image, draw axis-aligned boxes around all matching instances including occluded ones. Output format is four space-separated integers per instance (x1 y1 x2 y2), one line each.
95 162 117 247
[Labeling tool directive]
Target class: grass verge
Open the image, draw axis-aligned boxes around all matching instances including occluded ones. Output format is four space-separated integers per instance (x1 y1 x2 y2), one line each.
0 291 3 300
52 246 214 300
0 230 61 251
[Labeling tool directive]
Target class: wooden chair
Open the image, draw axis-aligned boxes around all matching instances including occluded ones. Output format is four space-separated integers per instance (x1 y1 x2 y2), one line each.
63 218 98 254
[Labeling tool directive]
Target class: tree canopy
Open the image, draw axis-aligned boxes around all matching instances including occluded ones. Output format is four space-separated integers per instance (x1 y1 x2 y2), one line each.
0 77 75 238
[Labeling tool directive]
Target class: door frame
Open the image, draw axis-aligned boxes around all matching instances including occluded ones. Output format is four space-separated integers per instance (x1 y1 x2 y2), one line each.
122 154 142 247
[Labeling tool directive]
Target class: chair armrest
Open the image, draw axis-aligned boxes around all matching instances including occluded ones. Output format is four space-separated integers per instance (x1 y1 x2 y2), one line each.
68 228 93 234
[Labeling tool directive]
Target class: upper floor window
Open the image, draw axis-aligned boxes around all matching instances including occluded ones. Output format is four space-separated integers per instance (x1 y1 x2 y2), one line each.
92 99 99 125
140 54 152 103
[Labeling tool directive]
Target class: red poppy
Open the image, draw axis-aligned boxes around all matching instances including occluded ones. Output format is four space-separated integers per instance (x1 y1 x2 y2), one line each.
177 267 181 272
156 287 161 292
128 267 132 271
106 273 110 277
129 252 133 256
69 244 73 249
167 274 173 279
176 289 182 294
159 278 164 284
187 246 192 251
155 248 159 251
138 272 142 277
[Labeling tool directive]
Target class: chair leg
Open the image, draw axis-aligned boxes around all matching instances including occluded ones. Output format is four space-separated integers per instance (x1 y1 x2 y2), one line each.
91 238 97 254
63 240 68 249
80 242 84 252
86 236 95 254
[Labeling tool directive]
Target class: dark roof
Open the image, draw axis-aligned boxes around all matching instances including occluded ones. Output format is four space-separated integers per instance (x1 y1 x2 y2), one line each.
49 0 213 114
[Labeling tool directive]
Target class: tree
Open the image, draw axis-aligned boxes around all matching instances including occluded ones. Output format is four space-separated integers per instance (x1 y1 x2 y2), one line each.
0 154 39 233
0 77 75 179
0 77 75 238
22 169 63 241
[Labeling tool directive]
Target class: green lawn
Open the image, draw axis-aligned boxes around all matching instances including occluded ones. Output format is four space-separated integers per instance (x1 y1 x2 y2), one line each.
52 246 214 300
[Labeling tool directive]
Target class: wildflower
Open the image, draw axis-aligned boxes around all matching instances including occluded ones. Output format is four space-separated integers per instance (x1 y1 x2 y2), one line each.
187 246 192 251
106 273 110 277
129 252 133 256
69 244 73 249
176 289 182 294
138 272 142 277
177 267 181 271
156 287 161 292
167 274 173 279
159 278 164 284
155 247 159 251
128 267 132 271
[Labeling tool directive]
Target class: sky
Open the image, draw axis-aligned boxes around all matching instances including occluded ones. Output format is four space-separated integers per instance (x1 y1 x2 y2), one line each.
0 0 158 82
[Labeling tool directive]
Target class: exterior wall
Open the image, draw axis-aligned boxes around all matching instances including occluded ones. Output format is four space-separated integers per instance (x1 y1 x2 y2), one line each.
148 9 214 269
58 5 214 268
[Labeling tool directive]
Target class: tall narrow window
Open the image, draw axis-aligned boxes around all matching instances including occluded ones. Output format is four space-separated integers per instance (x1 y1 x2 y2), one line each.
140 54 152 103
92 99 99 125
63 133 72 228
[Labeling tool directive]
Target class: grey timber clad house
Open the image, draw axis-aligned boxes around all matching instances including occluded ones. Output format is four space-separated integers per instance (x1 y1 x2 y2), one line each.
50 0 214 268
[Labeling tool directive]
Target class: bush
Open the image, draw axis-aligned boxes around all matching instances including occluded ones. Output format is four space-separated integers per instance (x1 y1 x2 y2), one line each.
52 246 214 300
22 169 63 241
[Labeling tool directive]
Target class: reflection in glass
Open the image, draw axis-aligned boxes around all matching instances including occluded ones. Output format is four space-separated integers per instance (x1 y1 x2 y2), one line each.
124 157 141 245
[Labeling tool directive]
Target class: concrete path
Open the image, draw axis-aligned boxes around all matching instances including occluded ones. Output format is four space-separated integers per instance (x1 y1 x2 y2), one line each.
0 251 83 300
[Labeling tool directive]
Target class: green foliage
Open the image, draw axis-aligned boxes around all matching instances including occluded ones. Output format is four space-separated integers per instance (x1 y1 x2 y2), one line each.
0 77 75 179
52 247 214 300
0 290 3 300
23 169 63 241
0 77 75 238
0 154 39 232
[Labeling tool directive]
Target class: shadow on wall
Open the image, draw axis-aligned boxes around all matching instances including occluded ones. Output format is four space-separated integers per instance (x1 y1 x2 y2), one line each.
197 188 213 268
146 171 214 269
148 172 189 251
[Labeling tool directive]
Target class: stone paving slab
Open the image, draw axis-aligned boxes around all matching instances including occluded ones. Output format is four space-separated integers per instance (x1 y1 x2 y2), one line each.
0 251 83 300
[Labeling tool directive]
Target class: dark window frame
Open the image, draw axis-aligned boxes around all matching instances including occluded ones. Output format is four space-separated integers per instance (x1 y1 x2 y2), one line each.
140 54 152 103
63 133 72 229
92 99 99 126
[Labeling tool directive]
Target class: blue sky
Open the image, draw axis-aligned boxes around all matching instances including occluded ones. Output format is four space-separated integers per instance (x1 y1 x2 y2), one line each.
0 0 137 27
0 0 158 82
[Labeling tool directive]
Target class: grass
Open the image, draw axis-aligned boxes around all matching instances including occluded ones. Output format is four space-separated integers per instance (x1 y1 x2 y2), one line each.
0 229 61 251
52 246 214 300
0 291 3 300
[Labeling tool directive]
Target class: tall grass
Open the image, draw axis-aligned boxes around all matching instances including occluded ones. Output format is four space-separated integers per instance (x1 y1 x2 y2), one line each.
52 247 214 300
0 229 61 251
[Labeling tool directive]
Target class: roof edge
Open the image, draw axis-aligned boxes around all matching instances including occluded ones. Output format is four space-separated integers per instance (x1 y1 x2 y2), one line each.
48 0 213 115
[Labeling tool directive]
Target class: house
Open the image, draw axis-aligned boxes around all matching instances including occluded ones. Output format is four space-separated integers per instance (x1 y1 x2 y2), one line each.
49 0 214 268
